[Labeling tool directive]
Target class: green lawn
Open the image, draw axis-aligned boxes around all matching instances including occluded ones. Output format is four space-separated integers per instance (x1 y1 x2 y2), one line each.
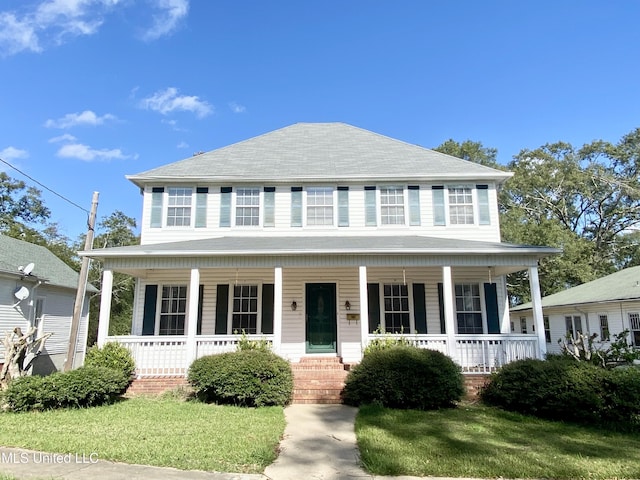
0 397 285 474
356 403 640 480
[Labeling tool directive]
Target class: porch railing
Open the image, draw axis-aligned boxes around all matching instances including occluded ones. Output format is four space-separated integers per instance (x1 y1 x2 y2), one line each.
366 333 539 373
105 334 274 377
107 333 537 378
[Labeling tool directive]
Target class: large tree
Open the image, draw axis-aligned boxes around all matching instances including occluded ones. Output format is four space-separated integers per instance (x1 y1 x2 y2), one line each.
435 129 640 304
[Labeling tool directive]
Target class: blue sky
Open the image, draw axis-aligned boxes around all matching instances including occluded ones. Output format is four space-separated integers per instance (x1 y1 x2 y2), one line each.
1 0 639 240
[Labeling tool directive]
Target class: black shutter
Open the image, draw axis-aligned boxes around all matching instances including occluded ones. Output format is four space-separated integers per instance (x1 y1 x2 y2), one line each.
197 285 204 335
215 284 229 334
261 284 274 334
437 283 446 334
367 283 381 333
484 283 500 334
413 283 427 334
142 285 157 335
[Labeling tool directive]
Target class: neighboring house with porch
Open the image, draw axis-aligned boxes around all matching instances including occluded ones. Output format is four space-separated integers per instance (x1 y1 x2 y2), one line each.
83 122 557 401
511 265 640 355
0 235 92 374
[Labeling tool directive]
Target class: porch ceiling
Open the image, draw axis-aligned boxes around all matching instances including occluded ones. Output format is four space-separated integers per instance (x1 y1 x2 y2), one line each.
81 235 559 276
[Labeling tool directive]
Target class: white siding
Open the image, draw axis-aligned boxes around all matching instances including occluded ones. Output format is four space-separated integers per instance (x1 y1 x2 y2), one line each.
140 183 503 245
510 300 640 355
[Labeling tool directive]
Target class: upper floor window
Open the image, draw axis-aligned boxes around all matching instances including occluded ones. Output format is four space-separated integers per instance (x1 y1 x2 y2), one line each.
167 187 192 226
307 187 334 225
236 188 260 226
432 184 490 226
380 187 405 225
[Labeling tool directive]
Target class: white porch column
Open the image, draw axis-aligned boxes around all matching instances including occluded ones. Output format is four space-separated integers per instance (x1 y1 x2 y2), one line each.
97 268 113 347
185 268 200 367
529 265 547 357
273 267 283 354
359 266 369 350
441 266 457 357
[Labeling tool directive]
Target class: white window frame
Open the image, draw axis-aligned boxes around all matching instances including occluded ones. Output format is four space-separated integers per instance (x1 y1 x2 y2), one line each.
564 315 583 340
381 283 412 333
234 187 261 227
228 284 263 334
306 187 335 226
520 316 528 334
629 312 640 347
454 283 484 334
156 285 188 335
166 187 193 227
379 186 406 226
447 185 475 225
543 316 551 343
598 314 610 341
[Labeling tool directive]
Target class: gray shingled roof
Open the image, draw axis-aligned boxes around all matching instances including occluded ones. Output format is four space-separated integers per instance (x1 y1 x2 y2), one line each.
511 265 640 311
0 235 89 291
126 123 513 187
83 235 557 259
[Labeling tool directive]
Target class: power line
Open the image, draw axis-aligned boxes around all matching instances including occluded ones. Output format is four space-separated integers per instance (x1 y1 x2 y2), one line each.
0 157 90 214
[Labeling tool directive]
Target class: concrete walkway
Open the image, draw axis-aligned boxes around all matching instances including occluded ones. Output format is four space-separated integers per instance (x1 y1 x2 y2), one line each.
0 404 486 480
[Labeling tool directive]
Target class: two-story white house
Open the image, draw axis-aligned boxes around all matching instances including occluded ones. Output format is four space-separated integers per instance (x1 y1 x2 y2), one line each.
84 123 557 397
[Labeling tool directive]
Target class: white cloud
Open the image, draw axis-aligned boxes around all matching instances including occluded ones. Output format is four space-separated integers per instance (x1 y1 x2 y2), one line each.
57 142 132 161
48 133 78 143
228 102 246 114
0 0 189 56
177 141 189 149
44 110 117 128
142 0 189 41
0 146 29 161
140 87 213 118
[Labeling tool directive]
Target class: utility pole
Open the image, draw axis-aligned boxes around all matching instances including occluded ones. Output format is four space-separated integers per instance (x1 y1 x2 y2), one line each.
64 191 99 371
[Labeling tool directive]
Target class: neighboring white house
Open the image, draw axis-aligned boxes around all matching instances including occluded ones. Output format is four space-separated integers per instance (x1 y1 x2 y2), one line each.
511 265 640 355
0 235 93 373
84 122 558 379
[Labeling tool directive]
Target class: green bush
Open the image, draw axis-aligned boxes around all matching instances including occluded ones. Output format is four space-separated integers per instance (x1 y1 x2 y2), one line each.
480 358 614 424
85 342 136 378
363 328 414 356
187 350 293 407
342 346 464 410
601 366 640 424
4 366 129 412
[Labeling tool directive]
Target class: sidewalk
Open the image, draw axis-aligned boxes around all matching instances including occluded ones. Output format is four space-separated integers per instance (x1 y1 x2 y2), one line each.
0 404 487 480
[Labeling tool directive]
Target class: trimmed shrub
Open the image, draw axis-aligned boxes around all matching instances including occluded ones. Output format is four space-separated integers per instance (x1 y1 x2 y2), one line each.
85 342 136 379
187 350 293 407
4 366 129 412
480 358 606 424
341 346 464 410
601 366 640 425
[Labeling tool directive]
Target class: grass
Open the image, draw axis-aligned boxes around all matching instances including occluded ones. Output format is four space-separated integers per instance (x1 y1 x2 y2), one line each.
356 403 640 480
0 396 285 474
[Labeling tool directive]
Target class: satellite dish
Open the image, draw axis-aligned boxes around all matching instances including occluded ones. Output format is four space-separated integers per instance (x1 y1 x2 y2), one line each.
13 286 30 301
22 262 35 275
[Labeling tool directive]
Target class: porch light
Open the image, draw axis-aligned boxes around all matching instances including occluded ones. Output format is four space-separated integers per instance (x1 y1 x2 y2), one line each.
291 301 297 311
345 300 351 310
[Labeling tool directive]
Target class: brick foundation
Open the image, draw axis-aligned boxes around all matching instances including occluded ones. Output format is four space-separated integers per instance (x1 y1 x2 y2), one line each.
463 374 490 400
126 376 189 396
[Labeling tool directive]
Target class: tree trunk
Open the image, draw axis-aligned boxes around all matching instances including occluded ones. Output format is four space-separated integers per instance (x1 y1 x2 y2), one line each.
0 327 52 390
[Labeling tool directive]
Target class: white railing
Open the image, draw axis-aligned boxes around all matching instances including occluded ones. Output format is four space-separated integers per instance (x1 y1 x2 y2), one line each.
365 333 539 373
105 334 274 378
108 333 537 378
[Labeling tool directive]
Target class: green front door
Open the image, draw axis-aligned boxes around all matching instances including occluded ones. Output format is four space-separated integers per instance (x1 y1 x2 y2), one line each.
305 283 337 353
